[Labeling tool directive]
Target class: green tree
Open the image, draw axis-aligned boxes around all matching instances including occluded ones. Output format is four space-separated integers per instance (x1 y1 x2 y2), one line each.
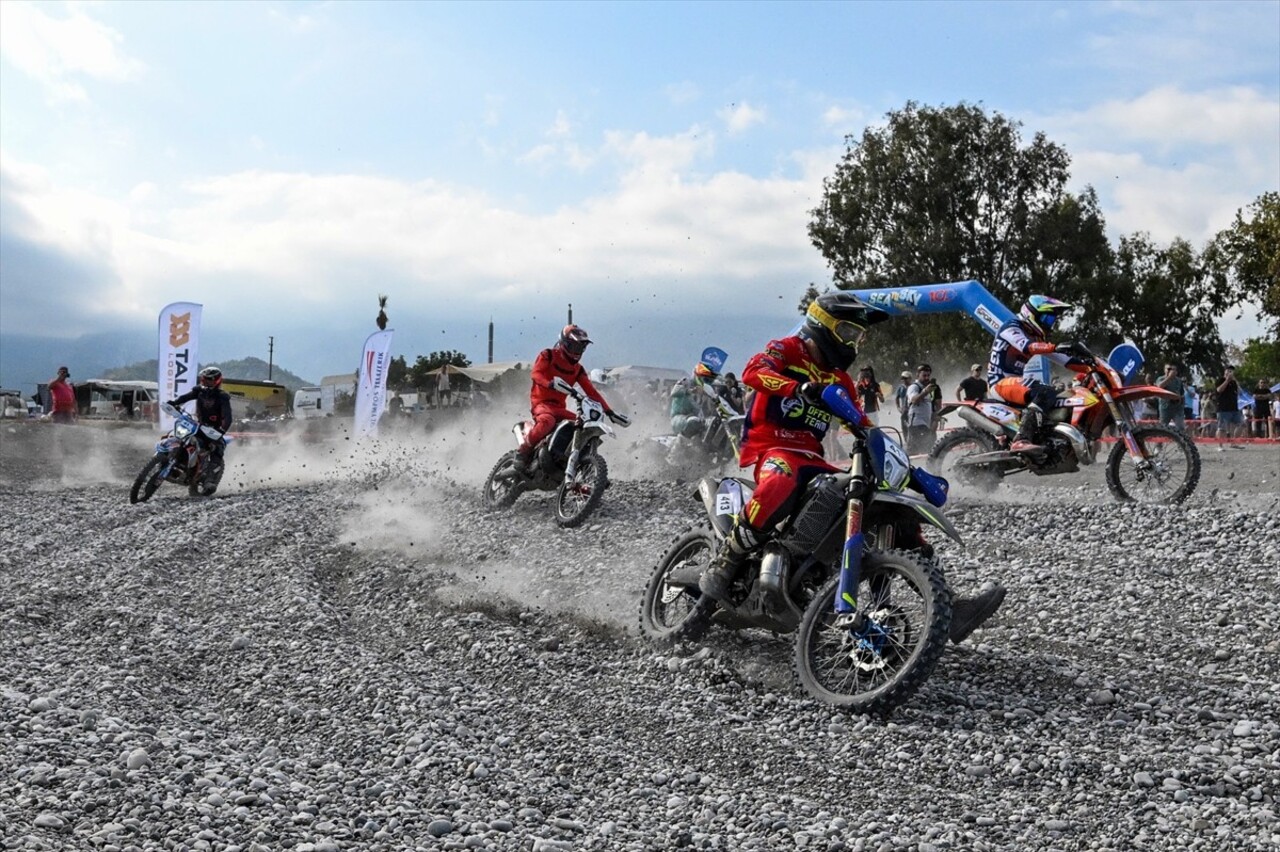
1237 337 1280 383
408 350 472 389
387 355 409 390
808 101 1111 366
1080 234 1226 376
1204 191 1280 337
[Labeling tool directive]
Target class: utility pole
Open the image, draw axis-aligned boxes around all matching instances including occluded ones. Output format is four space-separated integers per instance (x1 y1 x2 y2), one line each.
568 303 573 325
487 317 494 364
268 336 274 380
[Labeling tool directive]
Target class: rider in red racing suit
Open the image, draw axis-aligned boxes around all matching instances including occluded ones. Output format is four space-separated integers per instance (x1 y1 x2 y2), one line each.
700 292 1006 644
516 324 625 471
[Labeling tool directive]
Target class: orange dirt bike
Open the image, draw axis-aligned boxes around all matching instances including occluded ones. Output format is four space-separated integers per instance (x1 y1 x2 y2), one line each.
928 343 1200 504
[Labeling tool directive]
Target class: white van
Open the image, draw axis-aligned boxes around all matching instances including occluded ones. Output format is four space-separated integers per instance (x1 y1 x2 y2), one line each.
294 387 325 419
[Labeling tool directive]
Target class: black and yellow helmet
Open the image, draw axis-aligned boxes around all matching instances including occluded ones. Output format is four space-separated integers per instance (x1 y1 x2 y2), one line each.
801 292 889 370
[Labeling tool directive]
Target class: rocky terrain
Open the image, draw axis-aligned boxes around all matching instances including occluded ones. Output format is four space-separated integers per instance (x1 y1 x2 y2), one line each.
1 411 1277 852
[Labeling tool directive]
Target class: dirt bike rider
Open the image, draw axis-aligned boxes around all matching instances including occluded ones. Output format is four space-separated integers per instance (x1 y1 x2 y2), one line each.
166 366 233 478
699 292 1006 643
515 324 628 473
670 361 720 439
989 295 1076 454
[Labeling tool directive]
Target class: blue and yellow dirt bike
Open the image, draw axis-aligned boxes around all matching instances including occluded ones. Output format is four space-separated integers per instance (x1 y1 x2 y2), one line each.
640 384 956 714
129 403 230 503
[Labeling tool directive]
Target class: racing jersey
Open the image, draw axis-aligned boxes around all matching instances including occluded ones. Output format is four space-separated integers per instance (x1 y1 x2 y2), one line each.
172 386 233 433
529 347 608 410
738 335 868 466
987 319 1061 386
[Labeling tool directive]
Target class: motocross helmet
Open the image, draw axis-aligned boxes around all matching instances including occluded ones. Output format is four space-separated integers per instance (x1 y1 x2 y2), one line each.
800 292 889 371
557 324 591 363
198 366 223 389
1018 295 1073 340
693 362 718 381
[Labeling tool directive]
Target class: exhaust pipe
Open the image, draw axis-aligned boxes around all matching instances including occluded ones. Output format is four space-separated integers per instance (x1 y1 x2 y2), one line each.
958 406 1005 436
1052 423 1091 464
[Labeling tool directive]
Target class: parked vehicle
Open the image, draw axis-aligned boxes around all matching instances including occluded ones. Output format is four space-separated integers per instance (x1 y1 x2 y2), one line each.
929 343 1200 504
640 384 955 714
482 377 630 527
129 404 230 503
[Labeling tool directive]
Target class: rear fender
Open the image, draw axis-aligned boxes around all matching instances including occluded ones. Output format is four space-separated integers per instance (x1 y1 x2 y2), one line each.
872 490 962 544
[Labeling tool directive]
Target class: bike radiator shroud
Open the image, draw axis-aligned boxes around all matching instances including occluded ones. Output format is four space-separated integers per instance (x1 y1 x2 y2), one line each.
781 474 846 555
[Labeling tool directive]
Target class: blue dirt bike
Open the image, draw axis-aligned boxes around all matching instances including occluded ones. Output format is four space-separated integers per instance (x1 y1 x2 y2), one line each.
640 384 957 714
129 403 230 503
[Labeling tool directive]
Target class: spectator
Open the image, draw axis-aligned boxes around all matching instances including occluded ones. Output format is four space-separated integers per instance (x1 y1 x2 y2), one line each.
956 363 988 401
905 364 938 454
1214 366 1241 451
720 372 746 414
1200 383 1218 438
894 370 911 435
1138 372 1159 421
1183 382 1197 423
1251 380 1273 439
1156 363 1186 432
49 366 76 424
437 367 452 407
855 366 884 426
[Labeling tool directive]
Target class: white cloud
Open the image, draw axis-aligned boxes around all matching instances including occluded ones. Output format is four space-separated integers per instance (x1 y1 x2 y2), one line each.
719 101 767 135
0 1 144 101
1035 86 1280 243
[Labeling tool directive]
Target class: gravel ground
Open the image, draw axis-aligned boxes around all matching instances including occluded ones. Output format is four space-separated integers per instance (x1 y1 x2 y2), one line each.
1 412 1278 852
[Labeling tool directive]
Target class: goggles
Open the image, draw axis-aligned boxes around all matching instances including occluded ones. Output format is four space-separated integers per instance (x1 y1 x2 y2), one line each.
810 303 867 348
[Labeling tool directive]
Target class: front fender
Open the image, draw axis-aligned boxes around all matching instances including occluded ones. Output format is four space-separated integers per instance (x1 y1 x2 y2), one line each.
872 490 963 544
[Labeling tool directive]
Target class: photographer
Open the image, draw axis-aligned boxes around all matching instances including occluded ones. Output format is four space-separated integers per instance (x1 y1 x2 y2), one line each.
905 363 938 454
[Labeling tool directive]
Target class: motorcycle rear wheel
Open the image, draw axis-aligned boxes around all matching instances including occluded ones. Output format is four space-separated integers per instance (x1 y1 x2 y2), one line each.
555 454 608 528
130 454 166 504
927 428 1001 492
1105 425 1200 504
639 525 715 643
793 549 950 714
482 451 525 508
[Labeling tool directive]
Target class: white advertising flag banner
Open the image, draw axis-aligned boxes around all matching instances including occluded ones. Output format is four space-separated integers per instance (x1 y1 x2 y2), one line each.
158 302 202 432
355 329 394 437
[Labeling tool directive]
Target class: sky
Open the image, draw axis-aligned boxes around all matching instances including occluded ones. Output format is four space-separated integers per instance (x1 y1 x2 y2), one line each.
1 0 1277 385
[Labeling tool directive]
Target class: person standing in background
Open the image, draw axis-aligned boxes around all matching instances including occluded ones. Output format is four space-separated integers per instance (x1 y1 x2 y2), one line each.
956 363 988 402
905 364 938 454
1214 366 1241 451
48 366 76 424
894 370 911 435
855 366 884 426
1156 363 1185 432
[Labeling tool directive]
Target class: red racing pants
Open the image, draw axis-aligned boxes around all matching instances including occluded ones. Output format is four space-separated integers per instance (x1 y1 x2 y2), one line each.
520 403 574 453
742 448 841 533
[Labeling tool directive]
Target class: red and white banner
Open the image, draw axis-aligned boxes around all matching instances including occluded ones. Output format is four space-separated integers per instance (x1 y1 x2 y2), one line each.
355 329 394 437
158 302 202 432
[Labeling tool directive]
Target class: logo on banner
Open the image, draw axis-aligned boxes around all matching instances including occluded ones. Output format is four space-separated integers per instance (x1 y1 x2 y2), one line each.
168 312 195 394
928 289 956 303
169 313 192 346
974 303 1000 332
866 288 922 311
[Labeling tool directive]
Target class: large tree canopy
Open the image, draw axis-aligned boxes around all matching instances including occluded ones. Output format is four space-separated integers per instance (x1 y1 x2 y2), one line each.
1205 191 1280 337
808 102 1112 367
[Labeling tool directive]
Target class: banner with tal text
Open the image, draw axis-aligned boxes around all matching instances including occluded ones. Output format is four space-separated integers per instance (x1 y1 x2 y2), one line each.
158 302 202 432
355 329 394 438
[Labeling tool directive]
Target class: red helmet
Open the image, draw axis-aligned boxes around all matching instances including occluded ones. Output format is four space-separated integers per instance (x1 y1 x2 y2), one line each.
693 362 717 380
558 325 591 362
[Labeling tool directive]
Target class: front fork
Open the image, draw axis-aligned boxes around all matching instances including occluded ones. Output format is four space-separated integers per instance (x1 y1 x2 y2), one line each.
834 452 867 617
1100 388 1150 466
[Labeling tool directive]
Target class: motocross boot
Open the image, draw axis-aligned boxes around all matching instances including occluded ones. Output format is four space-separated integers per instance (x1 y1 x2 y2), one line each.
949 583 1007 644
512 445 535 477
698 524 758 605
1010 404 1046 455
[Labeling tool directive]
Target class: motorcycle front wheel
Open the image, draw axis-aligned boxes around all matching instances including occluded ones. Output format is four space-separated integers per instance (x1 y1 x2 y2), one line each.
639 525 715 643
482 451 525 509
793 549 950 714
129 454 167 504
1105 425 1200 504
554 453 608 528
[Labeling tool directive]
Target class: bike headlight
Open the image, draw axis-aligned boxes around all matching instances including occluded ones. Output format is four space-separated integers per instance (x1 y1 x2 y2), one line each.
174 419 196 439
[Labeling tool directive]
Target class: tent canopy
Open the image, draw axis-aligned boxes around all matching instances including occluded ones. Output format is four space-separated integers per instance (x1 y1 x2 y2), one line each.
421 361 527 383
